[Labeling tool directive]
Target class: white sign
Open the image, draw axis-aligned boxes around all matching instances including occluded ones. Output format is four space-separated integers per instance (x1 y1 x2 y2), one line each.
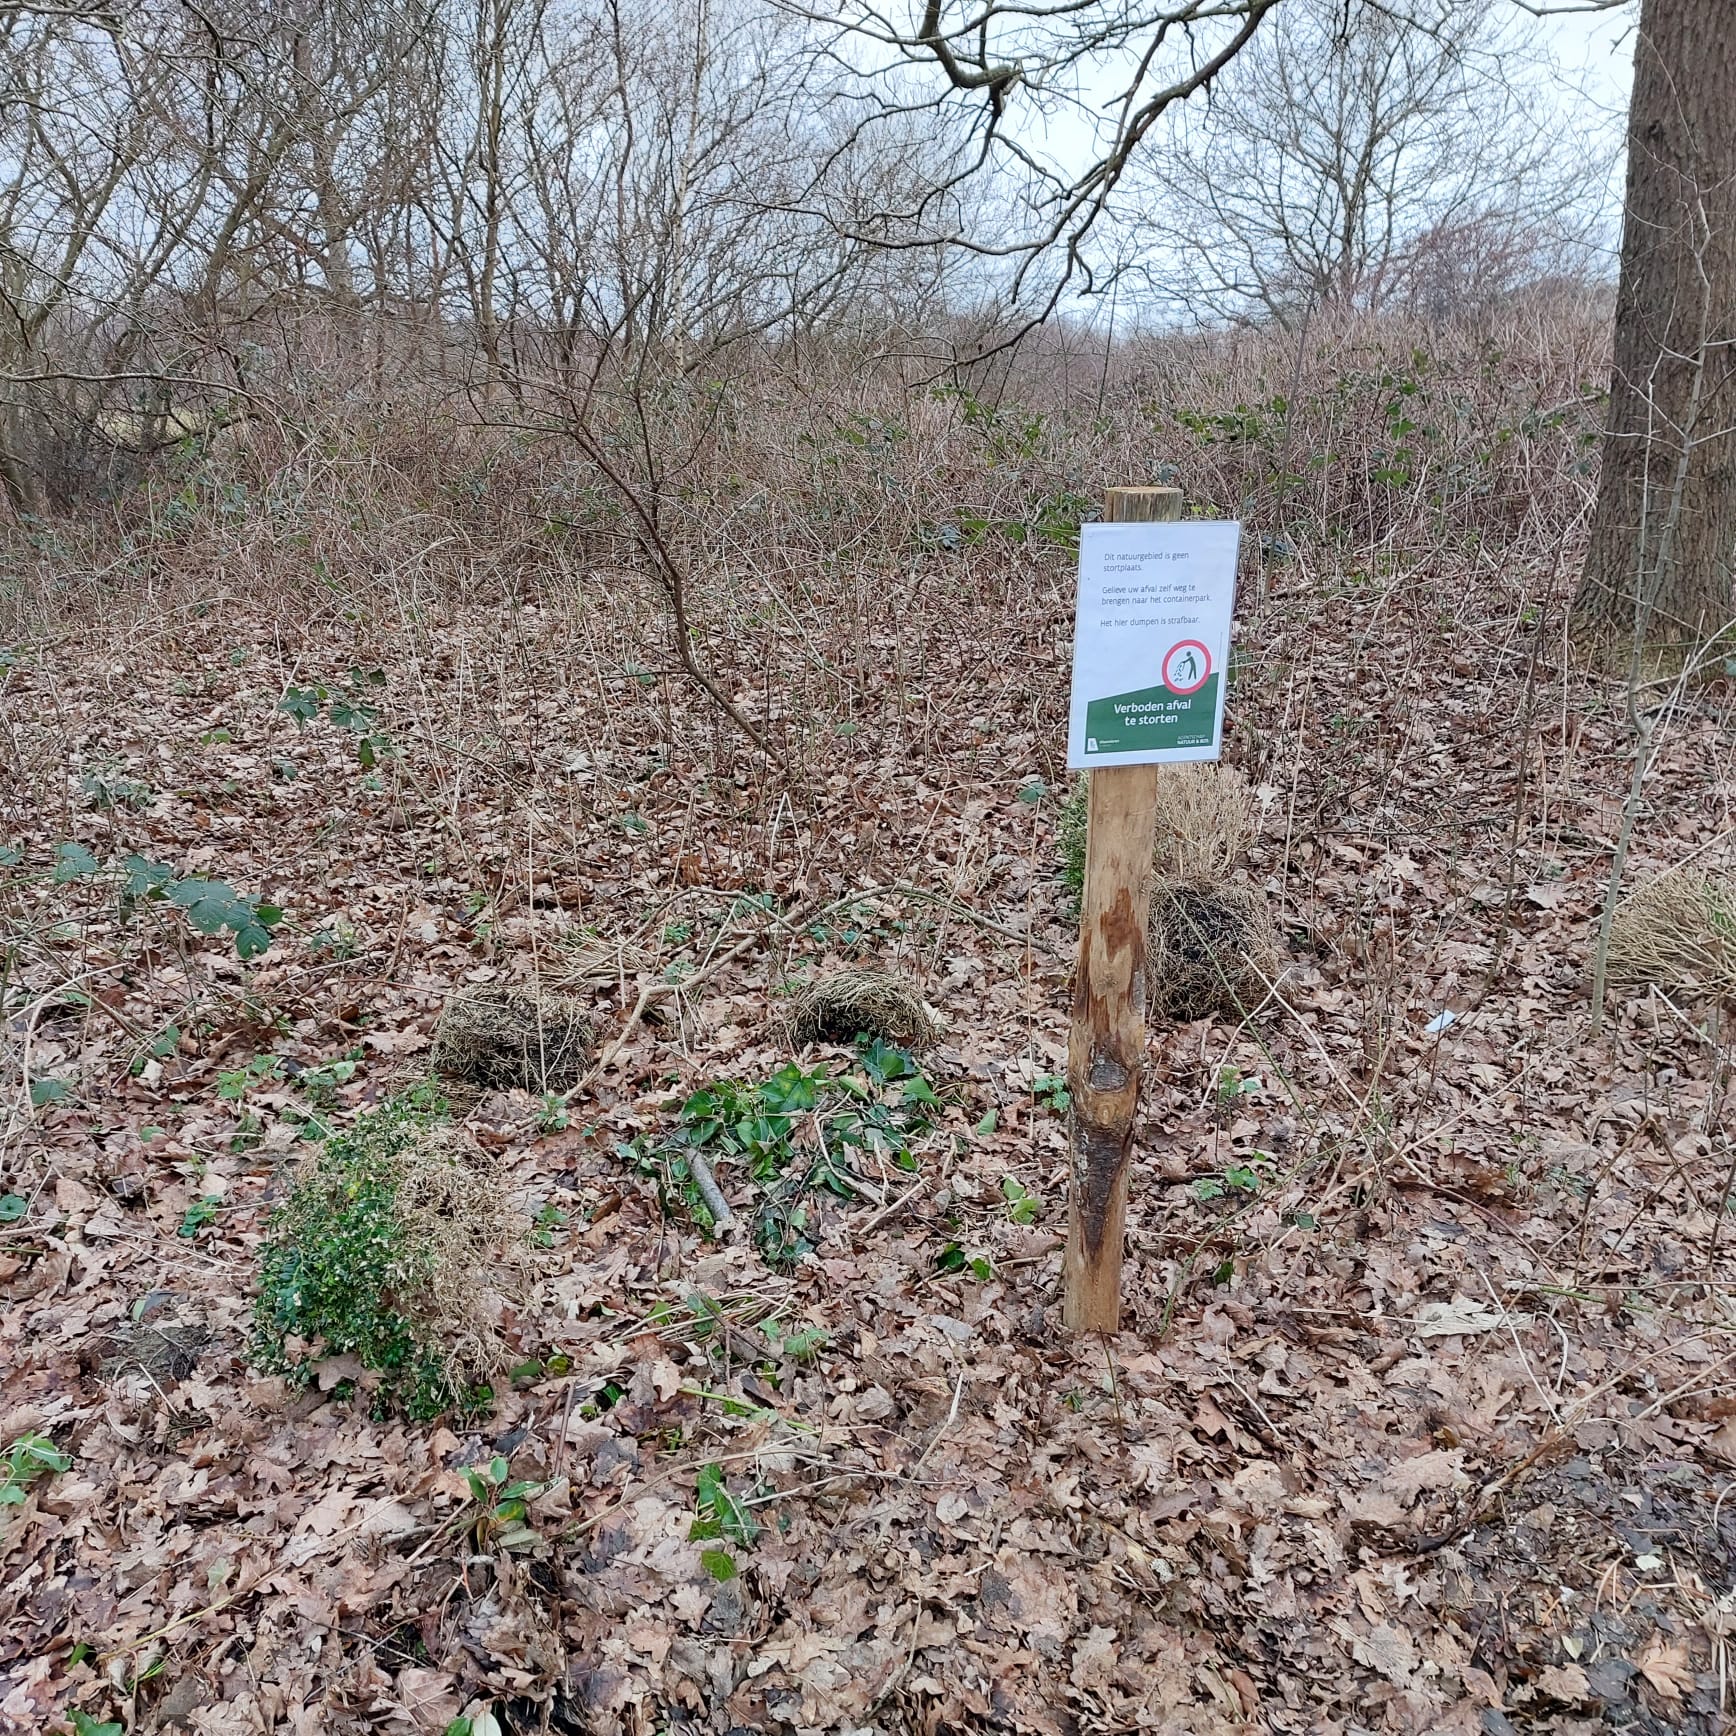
1066 520 1241 769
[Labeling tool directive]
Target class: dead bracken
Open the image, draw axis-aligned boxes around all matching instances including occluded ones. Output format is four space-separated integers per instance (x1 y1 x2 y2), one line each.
430 982 593 1092
788 966 937 1049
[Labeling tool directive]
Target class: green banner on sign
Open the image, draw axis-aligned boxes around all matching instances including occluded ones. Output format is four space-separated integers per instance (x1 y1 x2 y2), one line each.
1083 675 1219 755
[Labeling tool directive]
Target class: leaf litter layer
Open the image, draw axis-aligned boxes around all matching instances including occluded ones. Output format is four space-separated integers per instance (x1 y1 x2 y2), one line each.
4 351 1736 1733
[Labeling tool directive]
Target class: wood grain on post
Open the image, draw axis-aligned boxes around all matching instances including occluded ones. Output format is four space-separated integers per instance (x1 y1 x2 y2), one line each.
1061 485 1181 1333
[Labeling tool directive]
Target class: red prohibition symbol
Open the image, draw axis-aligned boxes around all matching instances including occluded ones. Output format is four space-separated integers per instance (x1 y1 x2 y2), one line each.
1162 639 1212 696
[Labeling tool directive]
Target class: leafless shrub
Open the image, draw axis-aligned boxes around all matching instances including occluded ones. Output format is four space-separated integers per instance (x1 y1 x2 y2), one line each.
1152 765 1257 884
1607 872 1736 1003
1118 0 1610 327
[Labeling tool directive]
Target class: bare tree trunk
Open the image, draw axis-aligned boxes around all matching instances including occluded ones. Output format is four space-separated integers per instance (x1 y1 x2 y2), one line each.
1573 0 1736 644
0 400 48 520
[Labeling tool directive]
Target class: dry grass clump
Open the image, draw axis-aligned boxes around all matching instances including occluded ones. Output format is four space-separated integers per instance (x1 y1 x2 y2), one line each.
432 983 592 1092
1607 872 1736 1000
1147 877 1278 1022
1063 765 1274 1021
1061 764 1258 892
557 932 656 988
96 1315 212 1383
390 1126 522 1381
789 967 937 1049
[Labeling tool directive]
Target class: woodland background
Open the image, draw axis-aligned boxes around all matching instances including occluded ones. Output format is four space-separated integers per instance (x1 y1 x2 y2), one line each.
4 2 1736 1734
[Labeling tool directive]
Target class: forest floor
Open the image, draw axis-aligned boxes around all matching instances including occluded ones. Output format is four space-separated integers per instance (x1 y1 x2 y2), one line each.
3 521 1736 1736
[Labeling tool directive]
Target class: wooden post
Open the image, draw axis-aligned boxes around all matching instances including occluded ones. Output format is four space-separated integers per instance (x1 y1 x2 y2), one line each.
1061 485 1181 1332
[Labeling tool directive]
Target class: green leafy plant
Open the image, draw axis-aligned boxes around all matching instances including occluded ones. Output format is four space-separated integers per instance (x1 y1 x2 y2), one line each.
132 859 283 958
1 1433 70 1505
637 1042 945 1264
1032 1073 1071 1115
690 1461 759 1548
128 1024 181 1077
292 1054 359 1109
179 1194 222 1239
52 841 100 882
777 1325 829 1361
463 1454 544 1551
1000 1176 1041 1225
45 846 285 959
68 1713 123 1736
249 1086 509 1421
308 919 359 959
279 670 393 766
1190 1155 1272 1203
81 769 152 810
664 1045 938 1188
1029 487 1095 549
278 685 322 726
936 1242 993 1280
218 1053 284 1101
1215 1065 1262 1107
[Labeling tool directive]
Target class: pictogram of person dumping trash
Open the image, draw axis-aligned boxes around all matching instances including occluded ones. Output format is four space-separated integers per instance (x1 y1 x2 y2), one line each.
1162 639 1211 695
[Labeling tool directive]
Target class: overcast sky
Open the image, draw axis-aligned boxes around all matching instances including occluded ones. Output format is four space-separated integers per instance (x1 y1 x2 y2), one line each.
1042 0 1642 320
1541 1 1636 115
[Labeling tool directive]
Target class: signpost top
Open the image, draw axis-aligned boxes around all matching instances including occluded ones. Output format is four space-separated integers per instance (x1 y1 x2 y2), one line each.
1065 516 1241 771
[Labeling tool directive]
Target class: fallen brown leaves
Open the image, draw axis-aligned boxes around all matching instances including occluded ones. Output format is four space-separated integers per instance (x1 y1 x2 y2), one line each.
3 458 1736 1736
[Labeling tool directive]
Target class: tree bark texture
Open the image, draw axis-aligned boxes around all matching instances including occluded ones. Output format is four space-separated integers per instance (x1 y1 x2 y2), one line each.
1574 0 1736 643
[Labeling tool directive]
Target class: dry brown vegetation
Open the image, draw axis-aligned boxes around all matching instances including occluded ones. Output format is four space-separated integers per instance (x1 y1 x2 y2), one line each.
4 302 1736 1735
